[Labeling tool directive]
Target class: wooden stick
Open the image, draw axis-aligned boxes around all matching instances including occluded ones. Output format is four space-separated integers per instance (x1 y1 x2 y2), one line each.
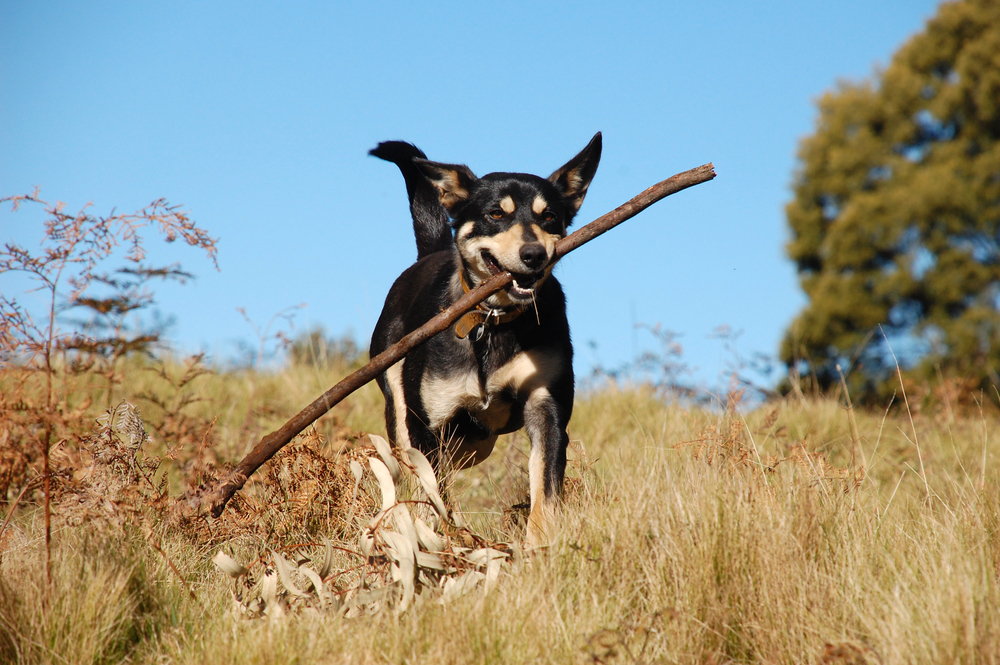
208 162 716 517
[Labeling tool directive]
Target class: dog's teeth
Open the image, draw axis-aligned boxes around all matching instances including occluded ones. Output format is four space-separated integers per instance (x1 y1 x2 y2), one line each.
511 279 534 295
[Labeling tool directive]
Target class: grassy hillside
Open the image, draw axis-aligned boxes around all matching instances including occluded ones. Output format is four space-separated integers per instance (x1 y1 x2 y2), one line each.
1 357 998 664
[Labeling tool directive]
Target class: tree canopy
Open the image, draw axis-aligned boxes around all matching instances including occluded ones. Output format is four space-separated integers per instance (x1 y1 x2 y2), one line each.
782 0 1000 401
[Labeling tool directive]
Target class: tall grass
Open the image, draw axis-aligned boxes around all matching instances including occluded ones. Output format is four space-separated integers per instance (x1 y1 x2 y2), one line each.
1 363 998 664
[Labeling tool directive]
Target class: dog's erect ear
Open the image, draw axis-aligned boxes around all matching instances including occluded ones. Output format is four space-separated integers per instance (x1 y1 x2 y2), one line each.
548 132 602 214
414 159 479 215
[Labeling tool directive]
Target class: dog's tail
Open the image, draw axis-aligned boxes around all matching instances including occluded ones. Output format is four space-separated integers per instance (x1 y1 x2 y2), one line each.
370 141 452 261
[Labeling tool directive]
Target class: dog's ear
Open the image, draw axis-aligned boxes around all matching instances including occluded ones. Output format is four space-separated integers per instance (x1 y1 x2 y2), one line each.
414 159 478 215
548 132 602 214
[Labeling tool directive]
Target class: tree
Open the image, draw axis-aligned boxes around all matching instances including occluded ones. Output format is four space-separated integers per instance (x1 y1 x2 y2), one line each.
782 0 1000 402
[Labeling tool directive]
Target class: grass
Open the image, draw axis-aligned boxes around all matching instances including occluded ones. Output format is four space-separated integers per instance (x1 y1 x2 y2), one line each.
1 359 999 664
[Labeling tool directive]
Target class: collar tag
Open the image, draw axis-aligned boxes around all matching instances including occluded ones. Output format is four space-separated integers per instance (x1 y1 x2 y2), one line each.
454 271 529 339
455 311 486 339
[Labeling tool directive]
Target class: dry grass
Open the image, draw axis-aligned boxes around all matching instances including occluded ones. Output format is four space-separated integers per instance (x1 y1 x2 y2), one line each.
1 361 999 664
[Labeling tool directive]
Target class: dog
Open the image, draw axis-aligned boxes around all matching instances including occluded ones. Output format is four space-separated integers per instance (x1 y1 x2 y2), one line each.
369 134 601 546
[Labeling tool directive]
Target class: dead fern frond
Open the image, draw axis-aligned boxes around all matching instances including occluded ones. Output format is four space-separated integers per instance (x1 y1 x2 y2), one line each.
213 443 515 618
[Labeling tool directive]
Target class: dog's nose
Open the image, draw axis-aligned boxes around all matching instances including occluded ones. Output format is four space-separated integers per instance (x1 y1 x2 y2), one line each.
519 243 547 270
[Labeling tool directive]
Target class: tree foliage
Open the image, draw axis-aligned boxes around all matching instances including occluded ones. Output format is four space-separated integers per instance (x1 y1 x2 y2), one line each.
782 0 1000 401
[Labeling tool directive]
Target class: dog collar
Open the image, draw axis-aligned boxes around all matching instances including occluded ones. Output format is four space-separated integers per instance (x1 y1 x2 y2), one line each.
455 270 527 340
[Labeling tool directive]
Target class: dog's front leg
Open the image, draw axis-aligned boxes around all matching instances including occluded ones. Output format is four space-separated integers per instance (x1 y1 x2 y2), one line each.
523 387 570 548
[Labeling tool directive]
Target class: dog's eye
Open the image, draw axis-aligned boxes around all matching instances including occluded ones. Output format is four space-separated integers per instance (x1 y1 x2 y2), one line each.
542 211 556 222
489 209 504 220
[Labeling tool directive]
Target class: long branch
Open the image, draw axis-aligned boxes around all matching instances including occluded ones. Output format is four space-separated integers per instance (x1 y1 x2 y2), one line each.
209 162 716 517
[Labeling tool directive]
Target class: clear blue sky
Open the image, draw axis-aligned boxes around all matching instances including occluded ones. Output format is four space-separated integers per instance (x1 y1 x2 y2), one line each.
2 1 941 395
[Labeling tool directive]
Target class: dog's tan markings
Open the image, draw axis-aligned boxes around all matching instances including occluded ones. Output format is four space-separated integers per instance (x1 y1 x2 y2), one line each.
461 223 554 293
532 195 548 215
386 360 412 450
549 163 592 213
488 349 562 396
567 171 583 195
529 223 560 256
458 218 560 307
422 165 474 212
458 224 529 307
456 221 475 242
499 195 515 214
436 179 469 211
421 370 502 470
419 349 562 471
421 371 484 431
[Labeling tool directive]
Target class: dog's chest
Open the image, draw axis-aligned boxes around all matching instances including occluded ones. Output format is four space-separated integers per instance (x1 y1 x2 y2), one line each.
419 348 559 432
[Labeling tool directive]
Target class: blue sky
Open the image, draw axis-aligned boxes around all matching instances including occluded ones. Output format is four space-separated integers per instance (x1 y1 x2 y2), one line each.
2 1 940 396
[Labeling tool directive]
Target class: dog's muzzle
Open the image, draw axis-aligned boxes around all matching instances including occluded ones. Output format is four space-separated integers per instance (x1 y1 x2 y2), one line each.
481 249 548 301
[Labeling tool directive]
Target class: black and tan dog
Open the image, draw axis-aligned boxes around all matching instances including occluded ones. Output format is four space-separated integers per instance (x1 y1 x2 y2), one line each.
369 134 601 546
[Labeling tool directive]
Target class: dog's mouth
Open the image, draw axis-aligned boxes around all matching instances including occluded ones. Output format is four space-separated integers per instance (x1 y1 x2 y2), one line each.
481 250 542 300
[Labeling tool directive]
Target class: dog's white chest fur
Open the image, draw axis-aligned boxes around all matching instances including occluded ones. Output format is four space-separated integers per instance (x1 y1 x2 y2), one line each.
420 349 560 432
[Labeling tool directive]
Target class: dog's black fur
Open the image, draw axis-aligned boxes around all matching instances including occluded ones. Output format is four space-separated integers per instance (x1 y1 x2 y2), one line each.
369 134 601 544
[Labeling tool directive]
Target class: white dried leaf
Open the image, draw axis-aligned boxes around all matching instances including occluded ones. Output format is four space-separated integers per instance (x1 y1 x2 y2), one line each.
467 548 508 567
360 531 374 558
299 565 329 603
382 530 415 611
405 448 448 518
213 551 248 578
349 459 363 483
369 457 396 513
246 597 264 617
484 556 503 594
318 539 335 580
441 570 486 603
414 517 445 552
382 530 413 565
272 552 307 597
348 588 387 611
262 571 279 616
465 548 507 595
415 550 445 570
392 504 419 556
369 434 401 481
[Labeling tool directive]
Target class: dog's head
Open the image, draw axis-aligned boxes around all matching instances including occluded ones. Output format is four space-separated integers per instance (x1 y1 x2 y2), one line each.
415 133 602 307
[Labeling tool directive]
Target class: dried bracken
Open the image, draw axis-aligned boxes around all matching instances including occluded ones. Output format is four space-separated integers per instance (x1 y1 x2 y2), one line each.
677 419 865 493
53 401 164 529
214 436 514 617
22 397 515 618
1 189 218 579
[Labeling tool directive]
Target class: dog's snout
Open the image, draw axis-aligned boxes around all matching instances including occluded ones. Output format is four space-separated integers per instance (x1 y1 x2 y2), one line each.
519 243 547 270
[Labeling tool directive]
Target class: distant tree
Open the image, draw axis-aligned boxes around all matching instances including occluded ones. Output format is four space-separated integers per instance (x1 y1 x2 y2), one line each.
782 0 1000 401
